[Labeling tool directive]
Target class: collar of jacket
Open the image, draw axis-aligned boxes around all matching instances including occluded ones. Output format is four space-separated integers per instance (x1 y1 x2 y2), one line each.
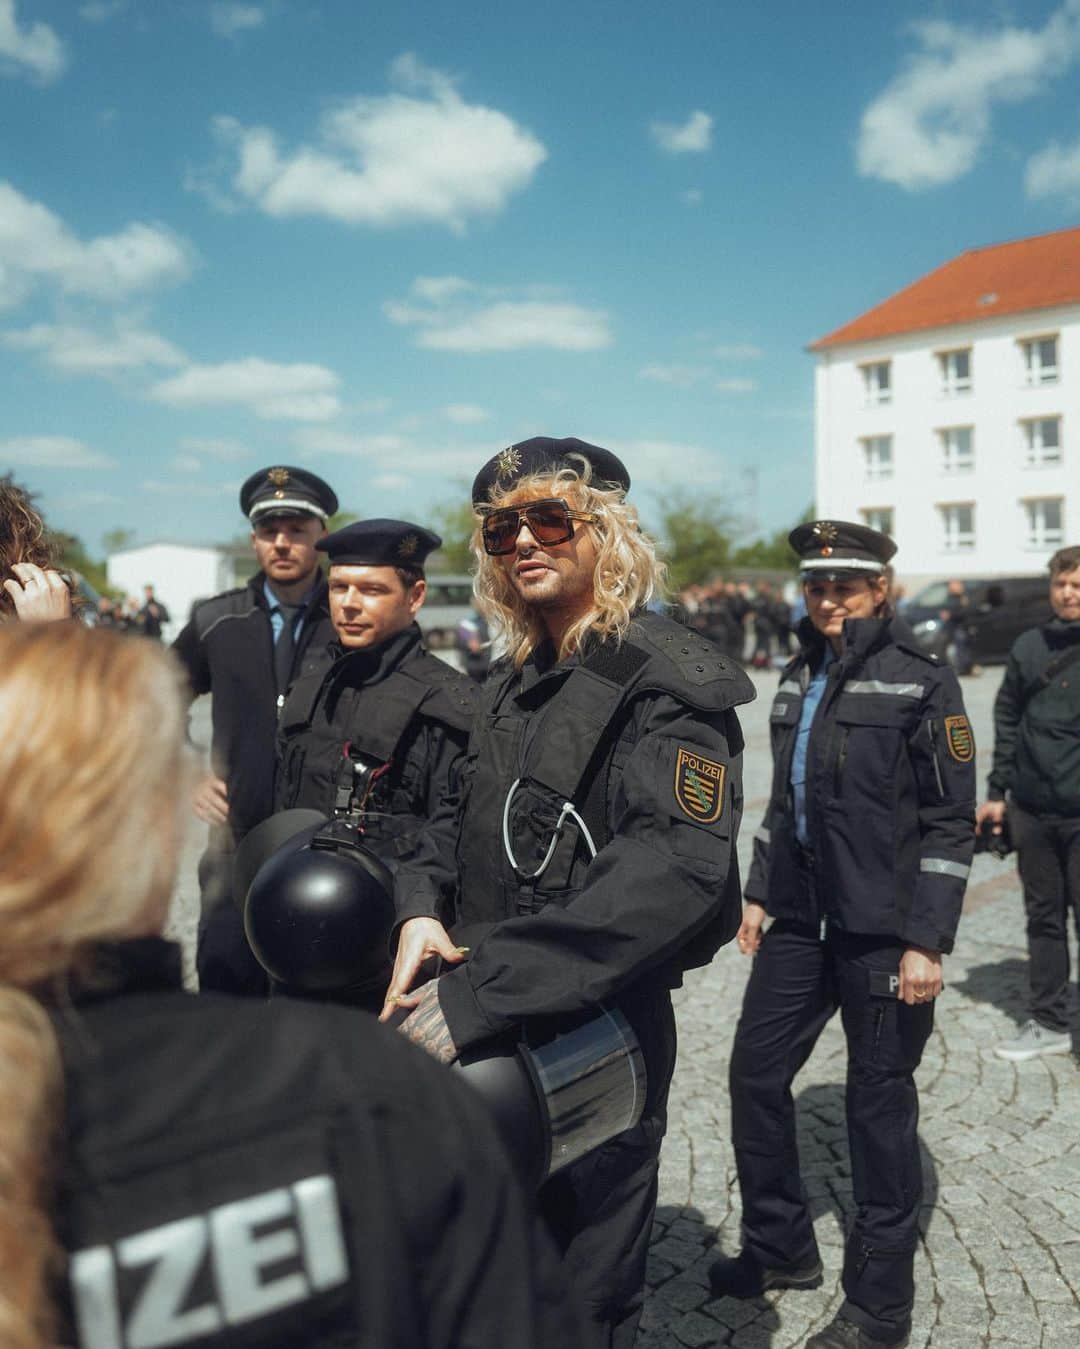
43 937 184 1009
329 621 423 684
1043 617 1080 648
249 568 329 613
517 623 620 695
796 613 914 666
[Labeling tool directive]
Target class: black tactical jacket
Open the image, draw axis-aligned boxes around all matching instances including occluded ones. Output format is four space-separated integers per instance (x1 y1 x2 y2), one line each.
172 573 336 841
277 624 478 858
746 616 975 954
987 618 1080 816
393 613 756 1055
56 940 581 1349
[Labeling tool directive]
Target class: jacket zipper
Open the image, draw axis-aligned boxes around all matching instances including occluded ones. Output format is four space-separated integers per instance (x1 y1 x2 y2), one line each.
872 1005 885 1058
833 727 849 797
927 720 946 798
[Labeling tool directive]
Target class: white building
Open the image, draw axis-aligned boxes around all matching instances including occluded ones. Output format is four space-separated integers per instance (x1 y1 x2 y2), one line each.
106 543 238 642
811 226 1080 585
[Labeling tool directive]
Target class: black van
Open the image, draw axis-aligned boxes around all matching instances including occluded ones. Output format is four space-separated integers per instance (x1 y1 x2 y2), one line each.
904 575 1053 666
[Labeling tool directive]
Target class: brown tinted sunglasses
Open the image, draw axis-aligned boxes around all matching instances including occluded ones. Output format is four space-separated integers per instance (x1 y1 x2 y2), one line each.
480 498 599 556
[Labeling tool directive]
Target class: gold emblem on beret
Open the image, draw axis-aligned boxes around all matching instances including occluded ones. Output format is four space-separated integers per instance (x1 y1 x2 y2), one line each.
396 533 420 560
812 520 839 557
496 446 522 480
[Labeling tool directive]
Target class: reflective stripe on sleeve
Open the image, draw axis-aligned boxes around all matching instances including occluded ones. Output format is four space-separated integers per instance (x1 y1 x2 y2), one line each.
845 680 925 699
778 681 802 696
920 858 971 880
755 826 771 844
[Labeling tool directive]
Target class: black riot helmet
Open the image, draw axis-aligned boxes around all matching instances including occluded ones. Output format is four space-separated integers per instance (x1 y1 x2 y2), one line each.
240 813 395 998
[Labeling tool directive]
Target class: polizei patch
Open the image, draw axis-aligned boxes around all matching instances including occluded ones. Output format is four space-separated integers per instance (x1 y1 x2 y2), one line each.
944 715 974 763
674 747 726 824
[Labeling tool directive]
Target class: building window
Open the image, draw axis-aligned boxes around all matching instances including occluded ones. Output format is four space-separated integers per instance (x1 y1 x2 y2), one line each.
860 360 891 406
1021 416 1062 466
938 348 971 395
861 507 893 535
1020 335 1058 385
940 503 975 551
1025 498 1064 548
861 435 892 480
939 426 974 474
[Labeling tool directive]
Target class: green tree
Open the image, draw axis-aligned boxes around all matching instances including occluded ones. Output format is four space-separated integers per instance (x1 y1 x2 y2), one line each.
654 489 735 592
102 527 135 555
731 502 815 572
427 492 476 574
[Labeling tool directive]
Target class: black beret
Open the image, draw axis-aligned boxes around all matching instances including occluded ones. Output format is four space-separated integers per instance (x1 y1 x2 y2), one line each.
316 519 442 568
789 519 897 577
471 436 630 506
241 466 338 523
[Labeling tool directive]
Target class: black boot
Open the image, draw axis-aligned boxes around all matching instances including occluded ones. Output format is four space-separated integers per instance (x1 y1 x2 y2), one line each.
805 1313 910 1348
707 1247 823 1299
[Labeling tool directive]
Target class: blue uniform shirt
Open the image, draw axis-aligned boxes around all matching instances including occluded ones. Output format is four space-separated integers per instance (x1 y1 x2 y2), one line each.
791 646 835 846
263 578 318 644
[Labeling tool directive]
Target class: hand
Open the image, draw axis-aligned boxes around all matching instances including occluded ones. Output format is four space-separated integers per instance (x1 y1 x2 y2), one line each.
396 979 459 1064
192 773 229 826
379 917 466 1022
736 903 767 956
975 800 1006 835
3 563 73 622
898 946 943 1007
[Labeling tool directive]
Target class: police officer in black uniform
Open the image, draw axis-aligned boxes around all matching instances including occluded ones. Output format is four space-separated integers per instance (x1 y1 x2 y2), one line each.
172 466 339 995
0 622 581 1349
708 521 976 1349
276 519 478 862
379 437 756 1349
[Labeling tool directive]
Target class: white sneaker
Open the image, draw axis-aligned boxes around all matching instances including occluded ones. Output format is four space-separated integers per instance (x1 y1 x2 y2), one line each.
993 1019 1072 1061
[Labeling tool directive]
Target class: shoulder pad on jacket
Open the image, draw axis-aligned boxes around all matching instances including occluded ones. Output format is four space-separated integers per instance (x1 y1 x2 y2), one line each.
890 635 944 668
407 652 480 732
626 613 756 709
191 587 255 637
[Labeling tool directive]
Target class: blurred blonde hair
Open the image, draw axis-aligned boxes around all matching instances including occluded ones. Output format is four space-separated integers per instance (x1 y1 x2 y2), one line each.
473 456 666 669
0 623 192 1349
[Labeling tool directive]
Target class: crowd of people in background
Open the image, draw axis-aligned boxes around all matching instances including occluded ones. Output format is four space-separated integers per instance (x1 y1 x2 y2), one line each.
93 583 170 638
678 576 799 668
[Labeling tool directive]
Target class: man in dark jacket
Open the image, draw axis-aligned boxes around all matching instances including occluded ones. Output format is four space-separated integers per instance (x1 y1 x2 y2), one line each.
379 437 754 1349
277 520 478 863
172 466 338 995
978 544 1080 1060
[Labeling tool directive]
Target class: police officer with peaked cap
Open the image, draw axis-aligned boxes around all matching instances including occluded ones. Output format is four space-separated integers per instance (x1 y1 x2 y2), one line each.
276 518 478 869
708 520 976 1349
172 465 339 996
378 436 756 1348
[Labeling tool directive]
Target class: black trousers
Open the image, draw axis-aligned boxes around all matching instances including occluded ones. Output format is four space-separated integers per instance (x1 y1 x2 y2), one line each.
1011 802 1080 1033
538 991 676 1349
730 921 934 1343
195 836 269 997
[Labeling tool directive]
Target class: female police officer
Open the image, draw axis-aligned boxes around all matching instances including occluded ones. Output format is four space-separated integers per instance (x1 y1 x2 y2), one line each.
708 521 976 1349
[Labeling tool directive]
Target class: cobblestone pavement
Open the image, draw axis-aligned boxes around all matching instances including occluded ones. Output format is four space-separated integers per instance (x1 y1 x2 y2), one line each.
643 669 1080 1349
171 665 1080 1347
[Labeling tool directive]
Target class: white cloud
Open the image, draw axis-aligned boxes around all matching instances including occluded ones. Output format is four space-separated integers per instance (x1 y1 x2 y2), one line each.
355 396 393 416
0 182 193 309
609 437 726 488
681 188 703 206
714 376 757 394
0 0 67 83
0 434 116 469
650 110 713 155
373 473 411 491
3 321 186 375
444 403 490 425
210 4 265 38
294 429 409 456
150 358 341 421
714 343 762 360
639 363 710 388
59 488 123 507
1025 137 1080 200
79 1 127 21
178 436 252 462
142 478 242 498
170 454 203 474
202 53 547 230
385 276 612 353
857 5 1080 190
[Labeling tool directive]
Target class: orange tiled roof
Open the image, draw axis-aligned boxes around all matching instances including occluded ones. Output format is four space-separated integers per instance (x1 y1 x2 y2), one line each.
810 225 1080 351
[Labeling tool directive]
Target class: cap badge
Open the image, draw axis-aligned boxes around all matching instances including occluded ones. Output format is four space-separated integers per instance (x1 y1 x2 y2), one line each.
496 446 522 480
396 533 420 560
813 520 839 557
267 468 290 487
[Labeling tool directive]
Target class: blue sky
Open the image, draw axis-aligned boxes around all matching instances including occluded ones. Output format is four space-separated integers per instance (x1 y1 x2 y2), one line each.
3 0 1080 553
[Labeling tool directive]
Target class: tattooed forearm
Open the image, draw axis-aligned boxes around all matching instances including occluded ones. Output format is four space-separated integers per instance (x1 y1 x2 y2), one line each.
399 980 458 1064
